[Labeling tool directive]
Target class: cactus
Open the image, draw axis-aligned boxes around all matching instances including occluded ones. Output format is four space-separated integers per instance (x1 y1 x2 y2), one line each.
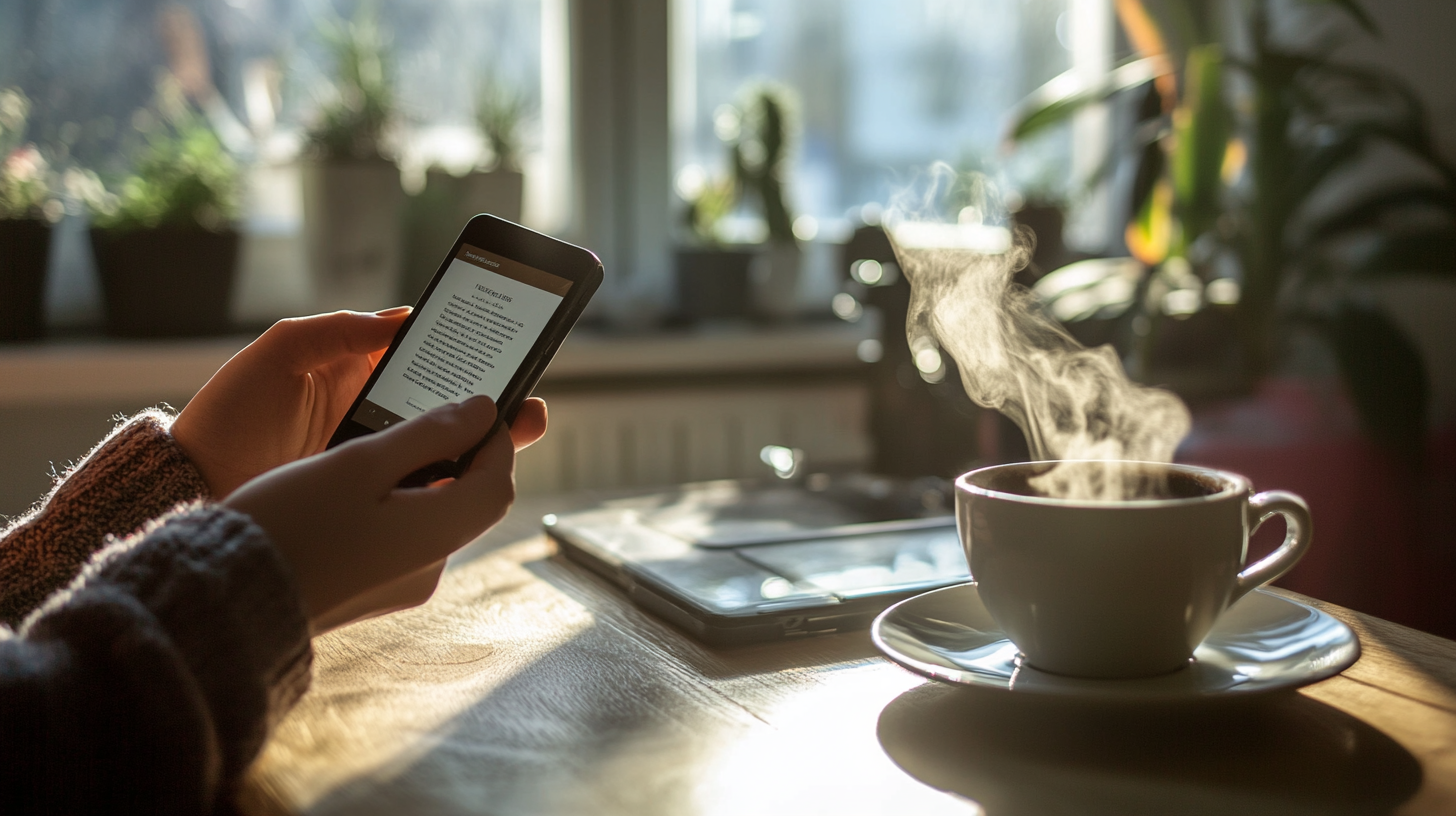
730 85 797 244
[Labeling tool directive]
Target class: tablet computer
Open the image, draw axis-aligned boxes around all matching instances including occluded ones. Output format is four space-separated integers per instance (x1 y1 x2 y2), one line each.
545 477 969 645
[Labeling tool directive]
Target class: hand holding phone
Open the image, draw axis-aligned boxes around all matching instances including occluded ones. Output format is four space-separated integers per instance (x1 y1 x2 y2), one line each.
172 308 412 498
228 395 516 630
328 214 603 482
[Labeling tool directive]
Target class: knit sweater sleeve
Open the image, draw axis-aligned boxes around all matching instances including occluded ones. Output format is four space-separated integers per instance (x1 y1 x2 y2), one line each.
0 410 210 627
0 504 313 815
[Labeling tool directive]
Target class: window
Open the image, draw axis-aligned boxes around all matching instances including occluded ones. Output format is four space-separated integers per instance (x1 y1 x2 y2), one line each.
672 0 1079 240
0 0 567 323
1 0 1110 324
0 1 558 186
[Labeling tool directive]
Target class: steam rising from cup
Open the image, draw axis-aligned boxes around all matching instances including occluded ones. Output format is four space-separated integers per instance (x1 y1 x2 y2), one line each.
887 165 1190 501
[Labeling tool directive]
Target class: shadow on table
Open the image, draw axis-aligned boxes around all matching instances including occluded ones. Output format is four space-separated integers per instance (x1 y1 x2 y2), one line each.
251 623 708 816
877 683 1420 816
266 611 888 816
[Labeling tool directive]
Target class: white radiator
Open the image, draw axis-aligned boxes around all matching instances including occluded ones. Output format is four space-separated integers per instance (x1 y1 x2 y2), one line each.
516 384 871 493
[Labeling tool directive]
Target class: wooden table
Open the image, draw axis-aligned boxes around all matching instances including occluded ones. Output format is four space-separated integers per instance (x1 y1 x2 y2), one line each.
242 495 1456 816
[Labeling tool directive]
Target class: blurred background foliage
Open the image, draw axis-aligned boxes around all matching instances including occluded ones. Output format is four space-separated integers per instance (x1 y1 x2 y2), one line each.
88 80 240 232
1009 0 1456 461
304 2 396 162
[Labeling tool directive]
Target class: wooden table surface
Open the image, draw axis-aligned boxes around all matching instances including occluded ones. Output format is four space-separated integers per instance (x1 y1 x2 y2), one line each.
241 494 1456 816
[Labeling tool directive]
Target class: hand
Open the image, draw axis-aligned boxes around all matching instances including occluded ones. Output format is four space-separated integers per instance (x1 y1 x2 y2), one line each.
173 309 411 498
232 397 546 633
226 396 541 632
300 401 548 634
308 559 447 635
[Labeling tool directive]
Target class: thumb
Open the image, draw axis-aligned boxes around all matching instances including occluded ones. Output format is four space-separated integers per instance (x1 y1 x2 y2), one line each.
263 309 411 373
346 396 498 486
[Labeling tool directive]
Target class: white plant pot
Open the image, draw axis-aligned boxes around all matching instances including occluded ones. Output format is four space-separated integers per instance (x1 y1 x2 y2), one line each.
752 241 802 320
400 169 524 301
301 160 406 312
447 168 524 224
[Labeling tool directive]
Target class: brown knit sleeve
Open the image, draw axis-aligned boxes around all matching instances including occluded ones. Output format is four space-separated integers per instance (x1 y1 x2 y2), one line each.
3 503 313 814
0 410 210 626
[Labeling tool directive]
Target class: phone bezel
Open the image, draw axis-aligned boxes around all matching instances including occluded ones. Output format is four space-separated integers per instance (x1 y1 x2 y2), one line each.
326 213 603 455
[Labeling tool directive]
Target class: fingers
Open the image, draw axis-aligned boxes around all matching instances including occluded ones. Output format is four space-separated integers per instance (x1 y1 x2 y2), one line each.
262 309 410 374
459 413 516 483
348 396 499 488
509 398 548 451
431 413 517 522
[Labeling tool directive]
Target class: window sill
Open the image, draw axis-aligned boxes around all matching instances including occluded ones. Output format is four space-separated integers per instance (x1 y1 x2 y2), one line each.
0 318 876 407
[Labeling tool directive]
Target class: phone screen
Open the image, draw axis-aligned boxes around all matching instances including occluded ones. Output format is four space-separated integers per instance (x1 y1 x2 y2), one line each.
348 242 574 432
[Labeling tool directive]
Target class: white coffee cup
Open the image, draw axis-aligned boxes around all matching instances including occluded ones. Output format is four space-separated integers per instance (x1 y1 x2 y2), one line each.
956 460 1312 679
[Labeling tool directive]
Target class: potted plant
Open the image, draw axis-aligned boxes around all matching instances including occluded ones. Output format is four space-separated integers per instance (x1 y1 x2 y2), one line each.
400 76 528 300
1008 0 1456 457
733 85 802 320
673 163 753 321
0 88 61 341
471 75 529 218
673 84 802 322
301 3 405 312
85 86 242 338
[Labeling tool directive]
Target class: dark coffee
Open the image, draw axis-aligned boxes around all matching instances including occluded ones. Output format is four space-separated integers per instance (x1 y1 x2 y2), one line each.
979 462 1227 501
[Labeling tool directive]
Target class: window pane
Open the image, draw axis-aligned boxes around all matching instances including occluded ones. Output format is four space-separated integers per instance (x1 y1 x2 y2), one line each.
0 0 547 171
0 0 566 322
673 0 1072 232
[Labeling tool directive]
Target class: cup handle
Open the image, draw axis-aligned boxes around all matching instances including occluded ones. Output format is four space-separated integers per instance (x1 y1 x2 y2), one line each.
1230 491 1313 605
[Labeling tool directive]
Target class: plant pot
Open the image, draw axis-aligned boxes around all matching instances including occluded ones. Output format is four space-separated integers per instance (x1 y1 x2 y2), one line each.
674 246 754 321
0 218 51 341
301 160 406 311
751 241 802 320
91 226 239 337
401 168 524 301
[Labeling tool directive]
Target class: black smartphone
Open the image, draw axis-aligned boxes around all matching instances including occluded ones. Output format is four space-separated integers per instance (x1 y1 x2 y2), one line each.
328 214 603 484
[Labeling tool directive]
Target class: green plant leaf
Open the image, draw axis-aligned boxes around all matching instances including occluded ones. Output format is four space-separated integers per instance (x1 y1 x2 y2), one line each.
1308 0 1379 36
1005 57 1170 143
1346 229 1456 279
307 3 396 162
732 85 798 243
92 116 240 231
1304 185 1456 245
1127 176 1174 266
1289 120 1436 205
1318 299 1426 462
1300 61 1425 123
1170 44 1229 243
476 79 529 172
1128 136 1165 227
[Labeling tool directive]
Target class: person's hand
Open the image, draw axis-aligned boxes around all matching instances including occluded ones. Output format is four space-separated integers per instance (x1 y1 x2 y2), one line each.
307 558 448 635
304 398 546 633
173 309 411 498
225 396 543 632
174 309 552 498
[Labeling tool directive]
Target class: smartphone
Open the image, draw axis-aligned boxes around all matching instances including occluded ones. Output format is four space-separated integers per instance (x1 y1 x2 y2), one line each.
328 214 603 484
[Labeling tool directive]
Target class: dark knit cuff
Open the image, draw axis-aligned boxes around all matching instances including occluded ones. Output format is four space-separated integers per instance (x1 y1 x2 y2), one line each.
0 410 210 625
47 504 313 781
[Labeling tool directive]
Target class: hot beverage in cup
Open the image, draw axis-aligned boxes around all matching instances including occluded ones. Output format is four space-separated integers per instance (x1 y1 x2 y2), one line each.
955 461 1312 679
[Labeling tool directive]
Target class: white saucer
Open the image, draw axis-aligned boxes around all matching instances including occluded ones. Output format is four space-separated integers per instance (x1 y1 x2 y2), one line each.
871 584 1360 701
